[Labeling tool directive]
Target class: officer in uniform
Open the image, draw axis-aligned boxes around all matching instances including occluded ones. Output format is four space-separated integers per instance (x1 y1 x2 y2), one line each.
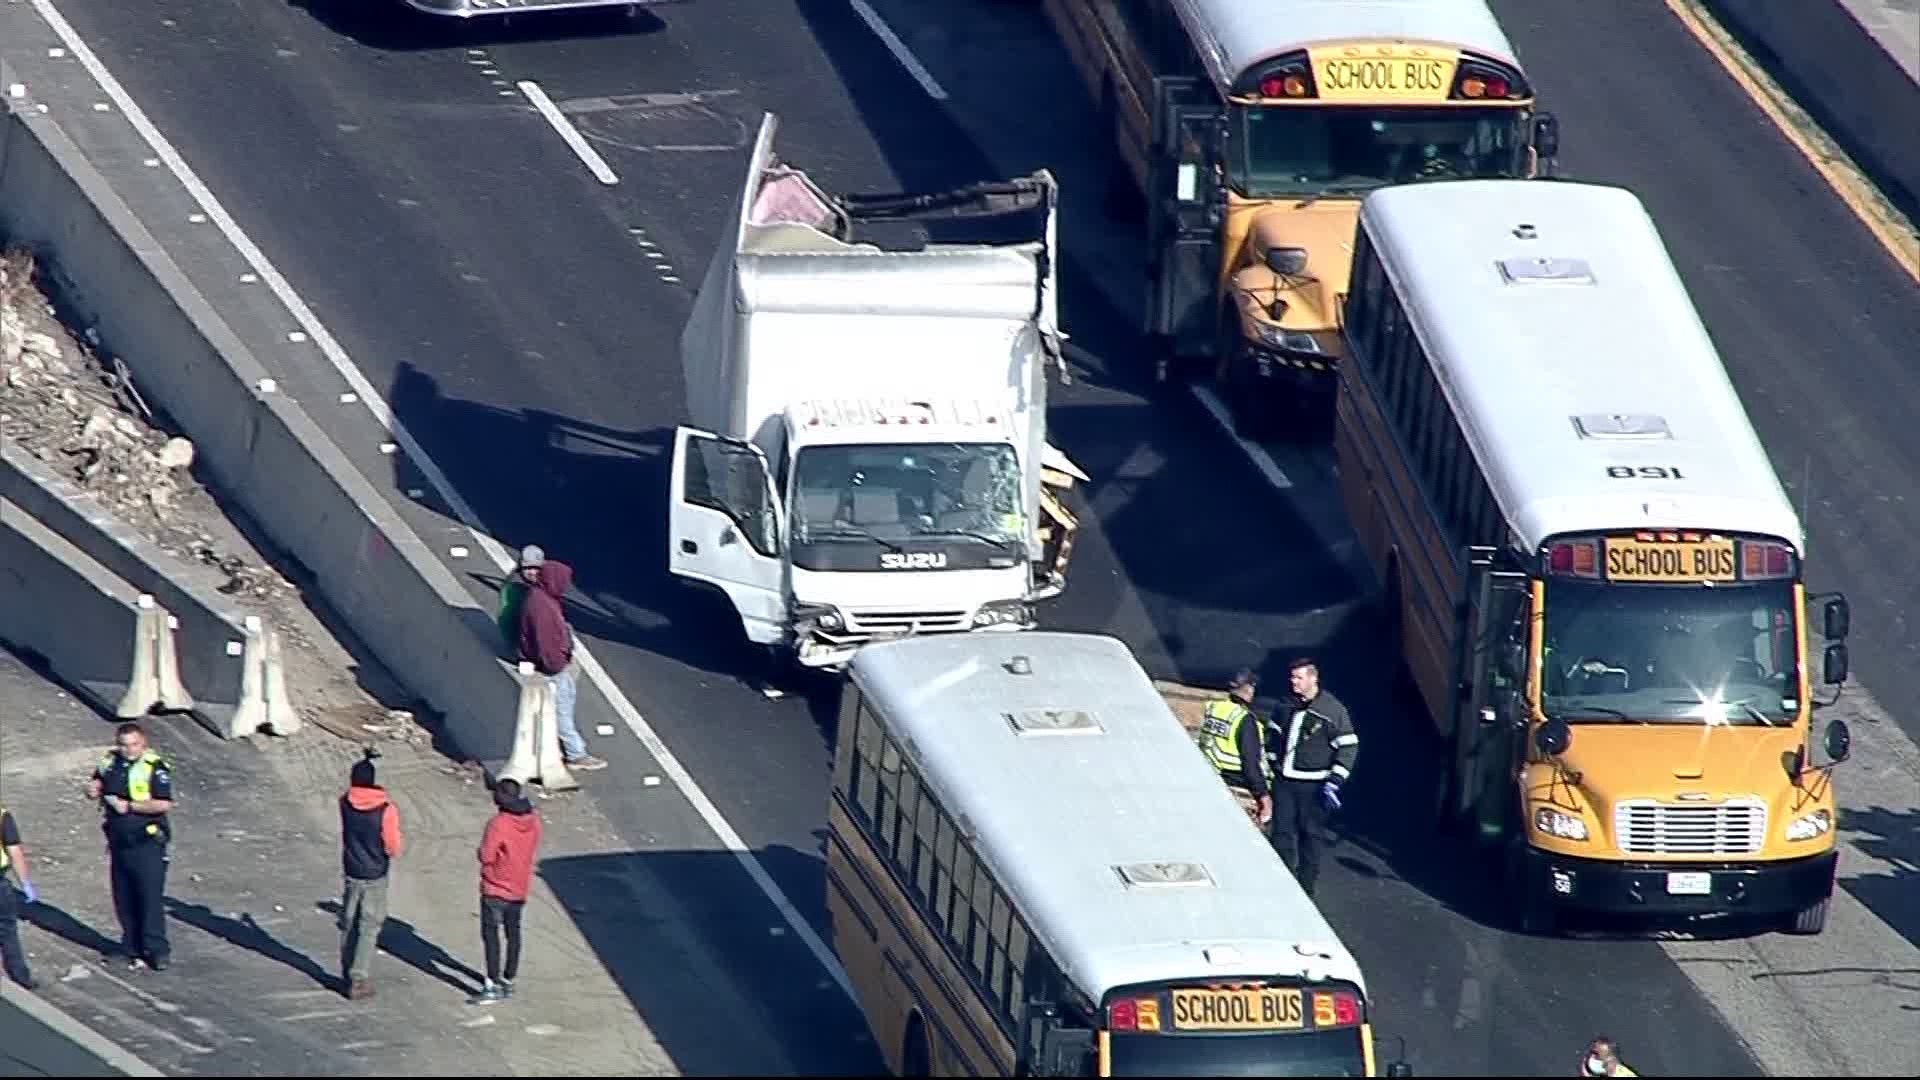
87 722 175 971
1239 656 1358 896
1197 668 1262 787
1 803 39 988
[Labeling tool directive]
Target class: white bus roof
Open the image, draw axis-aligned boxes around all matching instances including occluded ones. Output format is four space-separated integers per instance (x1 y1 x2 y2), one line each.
1359 180 1805 555
847 631 1367 1004
1171 0 1521 94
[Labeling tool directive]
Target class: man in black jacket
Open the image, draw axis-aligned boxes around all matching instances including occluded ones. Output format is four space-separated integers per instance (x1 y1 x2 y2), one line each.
338 751 404 1000
1239 656 1359 895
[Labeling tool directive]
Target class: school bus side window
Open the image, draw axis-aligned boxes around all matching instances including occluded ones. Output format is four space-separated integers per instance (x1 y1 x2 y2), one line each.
989 888 1014 1014
877 737 906 859
832 690 860 795
913 777 941 903
894 763 922 878
853 702 884 821
949 840 976 946
934 811 959 927
1006 915 1031 1018
970 858 996 978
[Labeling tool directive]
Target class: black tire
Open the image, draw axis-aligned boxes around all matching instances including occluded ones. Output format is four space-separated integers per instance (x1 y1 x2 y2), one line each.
901 1016 931 1078
1787 895 1830 935
1505 840 1557 936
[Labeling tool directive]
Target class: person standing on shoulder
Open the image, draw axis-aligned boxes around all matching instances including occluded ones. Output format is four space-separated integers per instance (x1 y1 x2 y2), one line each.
1239 656 1358 896
515 554 608 771
1 804 39 989
338 749 404 1001
471 779 542 1006
1581 1036 1637 1077
1198 668 1262 787
495 545 543 652
86 722 175 971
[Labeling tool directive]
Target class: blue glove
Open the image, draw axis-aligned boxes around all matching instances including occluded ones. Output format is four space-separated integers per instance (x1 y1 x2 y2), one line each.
1321 782 1343 811
20 880 38 905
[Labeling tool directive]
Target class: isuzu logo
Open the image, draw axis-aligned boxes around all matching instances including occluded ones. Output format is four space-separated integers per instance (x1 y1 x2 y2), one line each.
881 551 948 570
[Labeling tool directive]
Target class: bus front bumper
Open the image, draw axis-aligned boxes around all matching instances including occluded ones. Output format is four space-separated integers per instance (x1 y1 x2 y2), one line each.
1519 847 1838 918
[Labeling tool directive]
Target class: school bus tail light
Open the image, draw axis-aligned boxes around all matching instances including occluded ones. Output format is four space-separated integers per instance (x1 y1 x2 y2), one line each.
1740 539 1794 579
1107 996 1161 1031
1452 60 1529 101
1312 990 1362 1027
1548 539 1600 577
1258 64 1315 99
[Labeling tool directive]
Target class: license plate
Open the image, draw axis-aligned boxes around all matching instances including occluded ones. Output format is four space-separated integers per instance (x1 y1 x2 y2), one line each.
1666 871 1712 896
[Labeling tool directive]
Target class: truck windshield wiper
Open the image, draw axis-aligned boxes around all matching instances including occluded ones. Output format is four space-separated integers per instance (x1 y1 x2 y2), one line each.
814 525 903 553
921 528 1020 552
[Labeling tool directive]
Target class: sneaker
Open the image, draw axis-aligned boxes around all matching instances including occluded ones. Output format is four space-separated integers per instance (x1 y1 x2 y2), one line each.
348 978 374 1001
564 754 609 771
125 956 144 972
148 956 170 973
468 981 505 1006
500 979 515 999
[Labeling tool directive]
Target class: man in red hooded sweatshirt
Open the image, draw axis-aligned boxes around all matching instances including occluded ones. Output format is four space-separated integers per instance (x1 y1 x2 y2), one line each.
514 554 607 771
471 778 542 1005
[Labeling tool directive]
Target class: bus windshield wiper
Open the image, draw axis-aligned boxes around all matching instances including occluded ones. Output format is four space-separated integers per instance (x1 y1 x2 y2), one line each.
1550 704 1633 721
1662 699 1780 726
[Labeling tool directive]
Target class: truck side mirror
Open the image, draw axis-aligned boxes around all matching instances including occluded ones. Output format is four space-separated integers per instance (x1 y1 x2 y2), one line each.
1533 112 1560 159
1824 643 1849 685
1534 716 1570 757
1823 595 1851 640
1824 718 1852 763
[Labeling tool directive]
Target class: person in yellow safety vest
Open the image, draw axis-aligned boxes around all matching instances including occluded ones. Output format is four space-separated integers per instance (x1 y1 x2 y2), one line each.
1198 668 1262 785
1581 1036 1637 1077
86 721 176 972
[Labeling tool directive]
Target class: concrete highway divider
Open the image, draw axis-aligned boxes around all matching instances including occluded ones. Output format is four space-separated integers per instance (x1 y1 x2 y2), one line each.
0 82 520 764
0 983 162 1077
1705 0 1920 218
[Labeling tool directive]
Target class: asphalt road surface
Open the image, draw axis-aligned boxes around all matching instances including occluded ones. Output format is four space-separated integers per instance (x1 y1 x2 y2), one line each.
13 0 1918 1074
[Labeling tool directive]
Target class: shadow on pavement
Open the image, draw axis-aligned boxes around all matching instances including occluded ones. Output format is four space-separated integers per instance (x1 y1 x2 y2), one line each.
165 899 335 990
540 845 880 1077
315 899 485 995
1839 804 1920 953
289 0 669 52
21 899 121 959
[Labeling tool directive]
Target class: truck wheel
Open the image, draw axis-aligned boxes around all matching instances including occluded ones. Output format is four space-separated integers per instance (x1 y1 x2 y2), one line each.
1505 840 1556 936
1787 895 1830 935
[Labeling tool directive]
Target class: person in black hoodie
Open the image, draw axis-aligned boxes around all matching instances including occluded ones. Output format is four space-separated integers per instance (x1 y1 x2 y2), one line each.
338 750 404 1000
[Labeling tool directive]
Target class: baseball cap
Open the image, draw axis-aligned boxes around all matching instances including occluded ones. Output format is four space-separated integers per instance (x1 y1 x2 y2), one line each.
518 544 545 569
1230 667 1258 689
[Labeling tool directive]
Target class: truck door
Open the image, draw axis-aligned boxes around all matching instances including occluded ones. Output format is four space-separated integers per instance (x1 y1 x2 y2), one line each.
1452 547 1529 837
1146 76 1226 379
669 426 786 645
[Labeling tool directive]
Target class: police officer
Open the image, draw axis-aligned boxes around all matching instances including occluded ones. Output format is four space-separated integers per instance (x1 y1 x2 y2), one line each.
86 722 175 971
1 803 39 988
1197 668 1262 785
1239 656 1358 895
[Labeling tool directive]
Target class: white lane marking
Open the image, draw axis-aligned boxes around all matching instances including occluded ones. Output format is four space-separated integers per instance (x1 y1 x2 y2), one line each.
1190 384 1292 489
848 0 948 101
516 79 619 186
30 0 854 1001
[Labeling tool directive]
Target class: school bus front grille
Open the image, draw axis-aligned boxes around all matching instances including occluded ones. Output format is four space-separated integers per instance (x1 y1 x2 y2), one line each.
1613 799 1767 855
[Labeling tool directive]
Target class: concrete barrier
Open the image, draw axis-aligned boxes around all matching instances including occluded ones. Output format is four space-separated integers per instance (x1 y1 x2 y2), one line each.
2 442 247 716
0 497 143 711
0 984 164 1077
0 95 521 763
1706 0 1920 218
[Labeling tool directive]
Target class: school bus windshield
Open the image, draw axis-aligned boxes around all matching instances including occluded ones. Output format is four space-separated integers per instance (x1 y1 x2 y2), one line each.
1109 1029 1367 1076
1233 106 1529 198
1541 579 1802 725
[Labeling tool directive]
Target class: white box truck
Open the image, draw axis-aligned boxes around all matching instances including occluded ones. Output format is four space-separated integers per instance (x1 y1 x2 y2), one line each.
669 113 1087 669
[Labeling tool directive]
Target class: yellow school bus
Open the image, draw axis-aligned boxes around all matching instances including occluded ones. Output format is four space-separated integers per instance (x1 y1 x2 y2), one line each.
826 631 1416 1075
1335 179 1856 936
1041 0 1557 438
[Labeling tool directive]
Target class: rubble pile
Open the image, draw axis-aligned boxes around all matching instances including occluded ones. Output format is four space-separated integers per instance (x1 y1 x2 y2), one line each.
0 249 289 603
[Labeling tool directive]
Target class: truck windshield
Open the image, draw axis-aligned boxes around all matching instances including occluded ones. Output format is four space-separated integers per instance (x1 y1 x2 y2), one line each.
1109 1030 1367 1077
1232 105 1528 198
790 442 1023 569
1541 580 1801 724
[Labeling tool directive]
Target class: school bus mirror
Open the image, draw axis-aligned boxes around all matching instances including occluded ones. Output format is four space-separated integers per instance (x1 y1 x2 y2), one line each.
1824 718 1852 763
1823 643 1849 685
1823 595 1851 640
1533 112 1560 158
1041 1024 1095 1076
1534 716 1571 757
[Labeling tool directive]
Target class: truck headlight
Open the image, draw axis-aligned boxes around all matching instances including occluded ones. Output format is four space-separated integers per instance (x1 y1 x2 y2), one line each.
1533 806 1589 841
1253 324 1322 353
972 600 1033 628
1785 809 1832 842
793 603 843 632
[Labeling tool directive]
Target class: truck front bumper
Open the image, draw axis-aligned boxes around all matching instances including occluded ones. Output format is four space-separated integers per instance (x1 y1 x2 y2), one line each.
1519 847 1837 919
